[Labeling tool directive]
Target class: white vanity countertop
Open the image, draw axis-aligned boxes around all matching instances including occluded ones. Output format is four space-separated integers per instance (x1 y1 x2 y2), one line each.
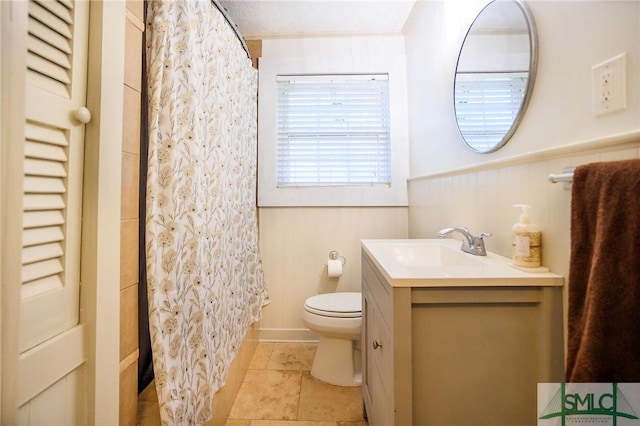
361 239 563 288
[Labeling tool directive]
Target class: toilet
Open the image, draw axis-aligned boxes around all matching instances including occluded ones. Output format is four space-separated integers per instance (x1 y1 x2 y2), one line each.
303 292 362 386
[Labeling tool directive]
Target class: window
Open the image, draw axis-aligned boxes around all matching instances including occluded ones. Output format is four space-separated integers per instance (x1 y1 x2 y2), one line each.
454 72 527 151
276 74 391 188
258 52 409 207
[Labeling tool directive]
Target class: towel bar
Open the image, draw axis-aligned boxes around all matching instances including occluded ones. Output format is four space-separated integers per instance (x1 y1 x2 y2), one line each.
548 167 575 190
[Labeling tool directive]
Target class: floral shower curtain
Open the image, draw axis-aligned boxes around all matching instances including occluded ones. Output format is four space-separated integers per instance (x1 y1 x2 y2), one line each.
145 1 269 424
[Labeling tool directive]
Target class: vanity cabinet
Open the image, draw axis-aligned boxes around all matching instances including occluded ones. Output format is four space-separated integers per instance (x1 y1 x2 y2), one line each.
362 252 412 426
361 249 564 426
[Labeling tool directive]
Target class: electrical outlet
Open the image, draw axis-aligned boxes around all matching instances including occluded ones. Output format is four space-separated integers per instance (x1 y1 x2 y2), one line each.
592 53 626 116
600 71 612 103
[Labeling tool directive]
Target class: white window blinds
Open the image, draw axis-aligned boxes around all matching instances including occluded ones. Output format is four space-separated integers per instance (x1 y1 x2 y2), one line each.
454 72 527 151
276 74 391 187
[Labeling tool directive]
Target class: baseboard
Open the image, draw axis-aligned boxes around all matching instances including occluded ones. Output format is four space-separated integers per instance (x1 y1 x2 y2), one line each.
259 328 319 342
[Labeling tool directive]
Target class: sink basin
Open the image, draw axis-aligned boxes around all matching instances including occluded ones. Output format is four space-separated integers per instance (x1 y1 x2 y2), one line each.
361 239 563 287
374 240 484 268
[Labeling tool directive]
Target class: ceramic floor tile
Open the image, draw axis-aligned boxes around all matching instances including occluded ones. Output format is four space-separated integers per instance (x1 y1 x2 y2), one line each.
249 343 275 369
139 344 367 425
228 369 302 420
297 372 366 422
267 343 317 371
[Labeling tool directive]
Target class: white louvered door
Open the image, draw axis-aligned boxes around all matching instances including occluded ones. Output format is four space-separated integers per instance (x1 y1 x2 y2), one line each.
20 0 89 352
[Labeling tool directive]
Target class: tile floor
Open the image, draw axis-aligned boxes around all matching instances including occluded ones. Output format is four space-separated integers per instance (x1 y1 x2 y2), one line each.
137 343 368 426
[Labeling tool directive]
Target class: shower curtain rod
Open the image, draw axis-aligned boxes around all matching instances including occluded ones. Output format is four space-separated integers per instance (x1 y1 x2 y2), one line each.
211 0 251 59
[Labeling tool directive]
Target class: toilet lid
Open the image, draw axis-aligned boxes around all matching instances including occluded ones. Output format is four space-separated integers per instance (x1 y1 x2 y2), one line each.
304 292 361 318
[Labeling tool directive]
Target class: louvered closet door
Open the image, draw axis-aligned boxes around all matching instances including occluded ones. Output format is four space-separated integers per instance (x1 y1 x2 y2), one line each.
20 0 89 352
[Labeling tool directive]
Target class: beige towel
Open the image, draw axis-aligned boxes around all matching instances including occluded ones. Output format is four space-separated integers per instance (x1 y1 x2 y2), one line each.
565 158 640 382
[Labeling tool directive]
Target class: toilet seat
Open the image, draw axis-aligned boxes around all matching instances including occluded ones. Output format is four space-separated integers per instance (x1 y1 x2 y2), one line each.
304 292 361 318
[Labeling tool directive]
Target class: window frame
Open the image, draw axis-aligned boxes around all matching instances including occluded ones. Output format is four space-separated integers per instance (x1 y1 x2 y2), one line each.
258 54 409 207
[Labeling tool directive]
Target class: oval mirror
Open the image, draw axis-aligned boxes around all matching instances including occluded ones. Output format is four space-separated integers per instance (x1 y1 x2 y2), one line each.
454 0 538 153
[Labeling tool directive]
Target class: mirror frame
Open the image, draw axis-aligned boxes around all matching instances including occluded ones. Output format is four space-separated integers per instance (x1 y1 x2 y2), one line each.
453 0 538 154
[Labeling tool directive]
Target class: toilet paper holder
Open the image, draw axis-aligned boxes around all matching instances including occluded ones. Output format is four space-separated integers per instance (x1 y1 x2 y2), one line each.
328 250 347 266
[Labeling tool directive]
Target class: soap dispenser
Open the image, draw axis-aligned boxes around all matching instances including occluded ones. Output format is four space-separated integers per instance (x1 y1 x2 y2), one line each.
512 204 541 268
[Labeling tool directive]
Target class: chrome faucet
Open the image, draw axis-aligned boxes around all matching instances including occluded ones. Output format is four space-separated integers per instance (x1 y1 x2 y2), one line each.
436 227 491 256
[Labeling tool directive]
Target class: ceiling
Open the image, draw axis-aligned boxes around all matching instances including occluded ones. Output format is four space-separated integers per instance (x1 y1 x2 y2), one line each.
218 1 418 39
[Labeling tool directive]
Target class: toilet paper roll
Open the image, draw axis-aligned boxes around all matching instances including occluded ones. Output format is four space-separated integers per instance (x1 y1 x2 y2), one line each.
327 259 343 278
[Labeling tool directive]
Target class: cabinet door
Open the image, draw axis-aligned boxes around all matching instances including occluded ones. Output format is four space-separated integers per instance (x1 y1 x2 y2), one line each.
411 287 562 425
20 0 90 352
367 300 393 426
362 257 394 426
362 292 373 417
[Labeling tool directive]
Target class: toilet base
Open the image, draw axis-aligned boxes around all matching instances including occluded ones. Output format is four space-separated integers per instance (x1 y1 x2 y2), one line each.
311 335 362 386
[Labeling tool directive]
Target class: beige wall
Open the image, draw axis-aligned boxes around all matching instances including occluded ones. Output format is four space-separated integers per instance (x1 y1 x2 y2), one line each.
408 138 640 282
258 207 408 341
405 0 640 176
120 2 144 425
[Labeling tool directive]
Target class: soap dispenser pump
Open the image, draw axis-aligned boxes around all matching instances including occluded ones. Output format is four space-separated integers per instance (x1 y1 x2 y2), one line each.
512 204 541 267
